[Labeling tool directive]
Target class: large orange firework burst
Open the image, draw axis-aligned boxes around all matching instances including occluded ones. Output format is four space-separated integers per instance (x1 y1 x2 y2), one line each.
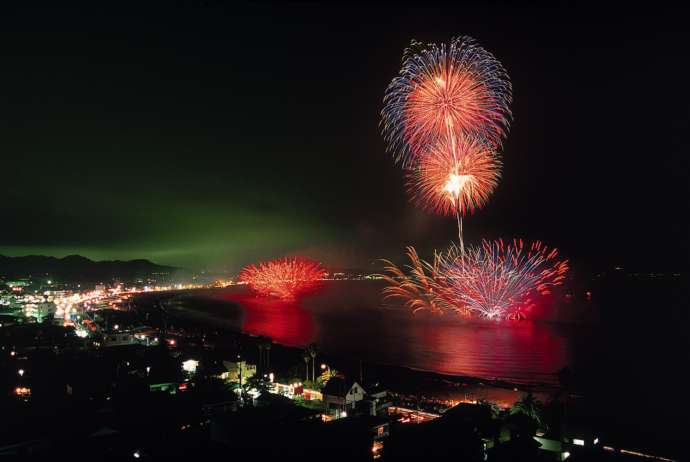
405 68 492 153
406 135 502 217
381 36 512 167
238 257 326 300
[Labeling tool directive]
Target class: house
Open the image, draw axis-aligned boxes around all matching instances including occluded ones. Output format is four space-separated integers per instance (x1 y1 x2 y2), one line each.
322 376 365 417
100 331 137 347
362 382 392 416
533 420 601 461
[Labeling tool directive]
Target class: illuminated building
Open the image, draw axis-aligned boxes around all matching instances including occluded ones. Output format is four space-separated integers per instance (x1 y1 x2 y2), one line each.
223 360 256 385
322 377 366 419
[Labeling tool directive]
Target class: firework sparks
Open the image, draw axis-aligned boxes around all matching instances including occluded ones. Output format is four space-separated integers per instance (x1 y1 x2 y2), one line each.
443 239 569 319
381 240 568 320
381 36 512 167
238 257 326 300
380 247 447 315
406 135 502 217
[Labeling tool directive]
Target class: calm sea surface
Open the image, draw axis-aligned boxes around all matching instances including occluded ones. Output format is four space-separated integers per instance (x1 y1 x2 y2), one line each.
169 281 591 385
166 278 688 457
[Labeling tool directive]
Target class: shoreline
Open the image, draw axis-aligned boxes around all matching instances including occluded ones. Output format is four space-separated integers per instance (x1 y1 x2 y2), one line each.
131 289 563 407
128 288 687 459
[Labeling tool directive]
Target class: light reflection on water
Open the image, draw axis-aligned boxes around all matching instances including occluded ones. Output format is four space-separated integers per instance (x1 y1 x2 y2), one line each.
210 281 572 385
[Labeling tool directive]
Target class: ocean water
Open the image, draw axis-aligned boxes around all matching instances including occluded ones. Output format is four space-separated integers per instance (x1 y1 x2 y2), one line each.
169 281 586 385
166 277 688 457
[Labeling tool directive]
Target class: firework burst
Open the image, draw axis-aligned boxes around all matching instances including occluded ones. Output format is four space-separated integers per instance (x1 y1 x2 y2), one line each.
381 247 447 315
406 134 502 217
381 36 512 167
380 246 468 316
238 257 326 300
443 239 569 319
381 240 568 320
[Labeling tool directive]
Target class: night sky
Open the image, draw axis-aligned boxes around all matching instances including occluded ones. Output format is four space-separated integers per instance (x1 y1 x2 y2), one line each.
1 2 688 272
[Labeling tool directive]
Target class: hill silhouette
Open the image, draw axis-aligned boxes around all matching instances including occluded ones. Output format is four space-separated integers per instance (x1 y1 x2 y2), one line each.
0 254 182 283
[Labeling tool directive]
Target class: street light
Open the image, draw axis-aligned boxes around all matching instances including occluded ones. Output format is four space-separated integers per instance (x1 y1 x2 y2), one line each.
17 369 24 377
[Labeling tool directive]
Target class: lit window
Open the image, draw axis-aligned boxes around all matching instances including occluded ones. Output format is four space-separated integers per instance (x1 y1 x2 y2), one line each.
573 439 585 446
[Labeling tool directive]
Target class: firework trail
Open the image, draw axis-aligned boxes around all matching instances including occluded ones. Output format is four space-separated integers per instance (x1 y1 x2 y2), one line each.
381 36 512 168
238 257 326 300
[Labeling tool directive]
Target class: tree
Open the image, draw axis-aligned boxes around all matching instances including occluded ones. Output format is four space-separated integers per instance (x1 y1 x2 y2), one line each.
256 336 272 374
495 412 542 462
308 343 317 382
245 375 270 396
510 393 546 432
302 350 311 381
257 340 265 375
477 399 501 419
264 338 271 371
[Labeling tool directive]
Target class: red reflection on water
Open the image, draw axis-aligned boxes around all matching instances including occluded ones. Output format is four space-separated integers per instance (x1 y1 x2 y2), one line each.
217 290 315 346
412 316 568 385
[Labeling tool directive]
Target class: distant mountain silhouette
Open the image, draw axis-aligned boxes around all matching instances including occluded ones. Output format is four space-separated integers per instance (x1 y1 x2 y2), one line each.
0 254 182 283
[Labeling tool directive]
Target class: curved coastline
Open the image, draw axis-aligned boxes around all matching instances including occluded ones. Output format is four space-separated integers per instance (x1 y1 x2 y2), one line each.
131 286 567 395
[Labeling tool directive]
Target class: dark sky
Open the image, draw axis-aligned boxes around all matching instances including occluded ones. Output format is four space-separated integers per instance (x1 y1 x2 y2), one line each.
1 1 688 272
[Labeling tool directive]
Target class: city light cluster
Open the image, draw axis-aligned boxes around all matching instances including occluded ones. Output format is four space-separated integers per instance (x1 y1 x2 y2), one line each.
238 257 326 300
1 282 205 330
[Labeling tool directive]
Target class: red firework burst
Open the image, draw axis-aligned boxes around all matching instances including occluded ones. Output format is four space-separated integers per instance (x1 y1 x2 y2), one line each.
380 37 512 167
381 240 569 320
405 69 495 152
406 135 502 217
444 239 570 319
238 257 326 300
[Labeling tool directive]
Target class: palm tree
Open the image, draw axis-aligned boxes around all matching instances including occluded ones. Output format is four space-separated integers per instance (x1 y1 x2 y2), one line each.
257 340 265 375
308 343 317 382
302 350 311 381
256 336 272 374
264 338 271 371
511 392 545 431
